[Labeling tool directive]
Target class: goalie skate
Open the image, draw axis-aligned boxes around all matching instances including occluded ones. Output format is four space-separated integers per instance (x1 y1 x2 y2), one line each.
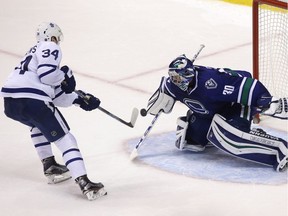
76 175 107 201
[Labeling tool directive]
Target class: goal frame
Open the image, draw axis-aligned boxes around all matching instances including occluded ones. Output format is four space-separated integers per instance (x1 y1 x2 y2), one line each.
252 0 287 123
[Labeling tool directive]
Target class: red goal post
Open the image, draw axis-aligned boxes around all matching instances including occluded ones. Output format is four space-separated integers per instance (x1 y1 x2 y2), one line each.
252 0 288 122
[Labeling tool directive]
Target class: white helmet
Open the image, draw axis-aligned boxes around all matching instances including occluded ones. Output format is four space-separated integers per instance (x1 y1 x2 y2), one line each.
36 22 63 43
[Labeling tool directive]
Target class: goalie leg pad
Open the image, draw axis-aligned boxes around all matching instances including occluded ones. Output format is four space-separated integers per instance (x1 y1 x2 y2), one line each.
207 114 287 171
175 116 205 152
175 117 188 150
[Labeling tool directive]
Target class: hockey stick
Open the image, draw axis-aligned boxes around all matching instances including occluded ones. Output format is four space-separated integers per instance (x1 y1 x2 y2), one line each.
75 90 138 128
98 106 138 128
191 44 205 63
130 110 162 160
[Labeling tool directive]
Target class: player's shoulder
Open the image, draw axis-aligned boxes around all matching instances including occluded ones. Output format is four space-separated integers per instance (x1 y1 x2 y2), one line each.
195 65 219 79
35 41 62 62
37 41 61 51
195 65 218 73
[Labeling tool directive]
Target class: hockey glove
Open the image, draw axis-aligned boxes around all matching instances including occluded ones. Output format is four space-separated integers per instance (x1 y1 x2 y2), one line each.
60 65 76 93
73 90 101 111
261 97 288 119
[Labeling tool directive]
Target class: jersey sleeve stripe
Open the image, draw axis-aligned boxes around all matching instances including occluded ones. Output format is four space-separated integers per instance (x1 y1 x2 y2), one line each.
54 90 64 99
38 64 57 78
238 78 255 105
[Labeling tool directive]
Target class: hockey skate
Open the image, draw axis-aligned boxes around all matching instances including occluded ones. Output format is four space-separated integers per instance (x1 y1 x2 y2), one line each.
76 175 107 201
42 156 71 184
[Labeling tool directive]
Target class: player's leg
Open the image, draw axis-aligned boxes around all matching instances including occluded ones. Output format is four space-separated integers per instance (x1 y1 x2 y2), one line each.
175 110 211 152
27 100 83 180
208 114 287 172
29 101 107 200
54 132 107 200
30 127 71 184
6 98 106 199
4 97 70 183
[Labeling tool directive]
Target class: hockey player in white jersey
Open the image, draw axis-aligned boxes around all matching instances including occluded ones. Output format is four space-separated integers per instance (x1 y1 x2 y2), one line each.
0 22 107 200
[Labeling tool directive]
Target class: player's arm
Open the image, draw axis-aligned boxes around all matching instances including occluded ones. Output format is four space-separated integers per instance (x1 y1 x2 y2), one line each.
52 86 78 107
217 73 288 119
145 77 176 115
231 78 288 119
53 87 100 111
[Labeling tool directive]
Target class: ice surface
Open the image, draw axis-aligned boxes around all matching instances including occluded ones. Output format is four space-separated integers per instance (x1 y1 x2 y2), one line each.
0 0 287 216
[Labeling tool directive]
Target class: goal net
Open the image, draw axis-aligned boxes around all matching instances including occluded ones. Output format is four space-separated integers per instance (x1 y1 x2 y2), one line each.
253 0 288 98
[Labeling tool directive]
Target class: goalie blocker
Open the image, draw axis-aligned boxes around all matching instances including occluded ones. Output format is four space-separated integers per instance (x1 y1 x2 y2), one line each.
207 114 287 172
146 77 176 115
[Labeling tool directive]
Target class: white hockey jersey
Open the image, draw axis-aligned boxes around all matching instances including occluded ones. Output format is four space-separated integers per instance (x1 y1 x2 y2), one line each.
1 41 77 107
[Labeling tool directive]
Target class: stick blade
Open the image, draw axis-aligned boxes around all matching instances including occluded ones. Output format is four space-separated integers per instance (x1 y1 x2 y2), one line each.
130 108 139 127
130 148 138 161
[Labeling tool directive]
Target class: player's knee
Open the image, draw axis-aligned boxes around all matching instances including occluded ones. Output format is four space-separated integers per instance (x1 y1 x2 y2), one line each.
175 116 205 152
54 132 78 152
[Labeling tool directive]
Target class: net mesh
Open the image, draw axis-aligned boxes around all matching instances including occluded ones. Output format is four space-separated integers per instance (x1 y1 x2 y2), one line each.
258 1 288 97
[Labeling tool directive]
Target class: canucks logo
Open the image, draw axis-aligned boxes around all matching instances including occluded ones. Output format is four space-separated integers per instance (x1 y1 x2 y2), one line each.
205 78 217 89
183 98 209 114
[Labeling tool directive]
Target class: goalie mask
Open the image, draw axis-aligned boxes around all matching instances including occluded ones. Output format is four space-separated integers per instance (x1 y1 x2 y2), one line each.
36 22 63 44
168 55 196 91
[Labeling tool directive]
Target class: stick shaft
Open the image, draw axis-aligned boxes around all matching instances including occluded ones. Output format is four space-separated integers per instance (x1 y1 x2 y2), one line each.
98 106 136 128
191 44 205 63
74 90 138 127
134 111 162 151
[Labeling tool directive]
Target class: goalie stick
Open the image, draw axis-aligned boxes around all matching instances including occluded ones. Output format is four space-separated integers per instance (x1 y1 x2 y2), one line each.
130 110 162 160
191 44 205 63
75 90 138 128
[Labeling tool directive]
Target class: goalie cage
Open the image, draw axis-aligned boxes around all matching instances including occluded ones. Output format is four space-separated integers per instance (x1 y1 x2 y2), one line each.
252 0 288 122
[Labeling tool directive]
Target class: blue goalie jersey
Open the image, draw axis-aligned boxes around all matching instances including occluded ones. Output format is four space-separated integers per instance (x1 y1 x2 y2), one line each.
164 66 271 121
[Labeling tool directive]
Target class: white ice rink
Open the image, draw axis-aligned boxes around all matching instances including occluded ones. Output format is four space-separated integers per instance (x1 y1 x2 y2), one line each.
0 0 287 215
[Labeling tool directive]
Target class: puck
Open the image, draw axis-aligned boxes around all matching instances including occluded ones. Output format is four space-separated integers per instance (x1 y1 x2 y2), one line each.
140 109 147 116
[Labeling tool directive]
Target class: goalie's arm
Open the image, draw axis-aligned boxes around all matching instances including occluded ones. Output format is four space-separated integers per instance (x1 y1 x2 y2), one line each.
146 77 176 115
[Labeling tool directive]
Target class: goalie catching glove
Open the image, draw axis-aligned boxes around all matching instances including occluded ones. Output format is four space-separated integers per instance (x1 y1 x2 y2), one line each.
73 90 101 111
146 77 176 115
260 97 288 119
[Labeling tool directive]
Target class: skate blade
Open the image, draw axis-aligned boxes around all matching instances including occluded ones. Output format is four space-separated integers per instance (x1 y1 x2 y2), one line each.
85 188 107 201
46 172 72 184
